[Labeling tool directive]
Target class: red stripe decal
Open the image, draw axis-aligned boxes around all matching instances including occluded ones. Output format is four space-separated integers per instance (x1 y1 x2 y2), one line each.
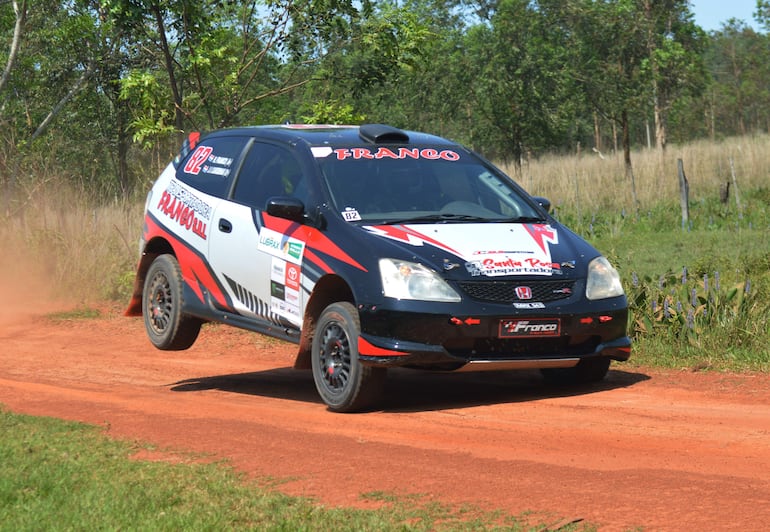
145 215 229 308
366 225 462 256
263 213 367 272
358 337 409 357
302 248 334 274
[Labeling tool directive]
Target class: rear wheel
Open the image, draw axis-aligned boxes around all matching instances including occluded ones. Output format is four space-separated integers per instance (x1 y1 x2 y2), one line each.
142 254 202 350
311 302 386 412
540 357 611 384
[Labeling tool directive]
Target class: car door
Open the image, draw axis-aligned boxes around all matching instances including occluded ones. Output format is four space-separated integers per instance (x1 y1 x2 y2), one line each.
207 141 305 328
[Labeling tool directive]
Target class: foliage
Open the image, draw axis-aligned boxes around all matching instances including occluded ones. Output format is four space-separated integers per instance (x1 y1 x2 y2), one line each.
626 268 769 369
0 1 769 201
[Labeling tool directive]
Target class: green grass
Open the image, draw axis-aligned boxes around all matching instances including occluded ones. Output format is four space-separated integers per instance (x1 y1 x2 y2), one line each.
551 188 770 371
0 408 590 531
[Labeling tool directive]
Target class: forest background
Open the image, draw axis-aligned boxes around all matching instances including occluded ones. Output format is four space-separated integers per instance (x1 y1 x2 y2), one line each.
2 0 769 198
1 0 769 368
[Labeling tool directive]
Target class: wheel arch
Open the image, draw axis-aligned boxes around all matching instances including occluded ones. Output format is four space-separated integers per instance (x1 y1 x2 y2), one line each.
294 274 355 369
124 237 176 316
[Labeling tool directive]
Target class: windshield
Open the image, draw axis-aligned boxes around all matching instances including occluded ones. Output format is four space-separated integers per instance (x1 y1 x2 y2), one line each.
316 145 544 224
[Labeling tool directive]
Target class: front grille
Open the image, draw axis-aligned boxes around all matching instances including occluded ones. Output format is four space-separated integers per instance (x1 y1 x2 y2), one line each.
458 280 576 303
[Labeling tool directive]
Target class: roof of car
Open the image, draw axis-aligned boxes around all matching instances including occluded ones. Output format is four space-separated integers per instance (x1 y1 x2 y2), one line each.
202 123 456 147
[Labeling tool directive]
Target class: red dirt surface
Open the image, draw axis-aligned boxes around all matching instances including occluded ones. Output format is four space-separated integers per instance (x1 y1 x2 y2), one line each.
2 290 770 530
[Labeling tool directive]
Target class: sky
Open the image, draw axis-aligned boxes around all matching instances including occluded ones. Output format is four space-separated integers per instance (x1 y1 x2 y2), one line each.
690 0 759 31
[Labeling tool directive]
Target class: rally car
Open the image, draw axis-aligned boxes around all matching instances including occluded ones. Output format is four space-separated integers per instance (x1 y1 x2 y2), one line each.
126 123 631 412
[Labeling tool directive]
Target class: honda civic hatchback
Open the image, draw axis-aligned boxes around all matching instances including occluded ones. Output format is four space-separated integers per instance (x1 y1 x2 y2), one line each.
126 123 631 412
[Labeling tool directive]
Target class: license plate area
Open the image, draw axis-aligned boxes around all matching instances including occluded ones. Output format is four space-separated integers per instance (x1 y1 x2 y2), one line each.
499 318 561 338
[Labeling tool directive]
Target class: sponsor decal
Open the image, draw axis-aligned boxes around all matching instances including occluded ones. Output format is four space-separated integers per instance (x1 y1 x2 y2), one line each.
183 145 234 177
270 280 285 299
258 227 305 264
156 180 211 240
465 225 560 277
466 255 556 277
269 257 301 323
285 262 301 291
513 302 546 309
367 223 560 277
332 147 460 161
499 318 561 338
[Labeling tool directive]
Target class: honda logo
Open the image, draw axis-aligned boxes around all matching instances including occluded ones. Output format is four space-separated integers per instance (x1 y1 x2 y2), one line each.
515 286 532 300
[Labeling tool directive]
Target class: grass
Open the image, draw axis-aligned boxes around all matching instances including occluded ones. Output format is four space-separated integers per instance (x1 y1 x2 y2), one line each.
0 408 588 531
2 135 767 531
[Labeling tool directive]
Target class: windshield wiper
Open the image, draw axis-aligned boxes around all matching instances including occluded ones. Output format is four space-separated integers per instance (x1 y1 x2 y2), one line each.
381 213 494 224
500 215 548 223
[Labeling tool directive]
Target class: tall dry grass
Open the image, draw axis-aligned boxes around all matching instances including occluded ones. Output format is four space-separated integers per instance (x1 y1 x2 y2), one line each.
0 181 143 303
504 134 770 213
1 134 768 305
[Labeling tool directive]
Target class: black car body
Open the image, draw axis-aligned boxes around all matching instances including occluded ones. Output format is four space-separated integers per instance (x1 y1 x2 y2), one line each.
126 124 631 411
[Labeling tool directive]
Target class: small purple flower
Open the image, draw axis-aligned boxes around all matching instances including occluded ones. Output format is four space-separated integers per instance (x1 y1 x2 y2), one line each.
682 266 687 284
632 272 639 287
676 301 683 313
651 300 657 313
703 274 708 293
664 300 670 319
691 288 698 307
687 309 695 329
715 271 720 291
745 279 751 295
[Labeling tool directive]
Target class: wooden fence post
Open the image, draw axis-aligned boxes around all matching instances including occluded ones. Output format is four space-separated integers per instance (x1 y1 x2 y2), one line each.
677 158 689 229
729 157 743 219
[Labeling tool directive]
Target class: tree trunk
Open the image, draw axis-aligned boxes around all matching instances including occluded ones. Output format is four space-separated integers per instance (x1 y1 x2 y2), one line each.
151 3 184 133
621 110 638 209
654 95 667 152
593 111 602 152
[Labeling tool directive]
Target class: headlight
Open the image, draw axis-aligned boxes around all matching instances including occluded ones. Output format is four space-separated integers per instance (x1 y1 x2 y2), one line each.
379 259 461 302
586 256 624 300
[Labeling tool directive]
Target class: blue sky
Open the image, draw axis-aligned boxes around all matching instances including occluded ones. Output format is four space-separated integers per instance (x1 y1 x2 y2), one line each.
690 0 759 31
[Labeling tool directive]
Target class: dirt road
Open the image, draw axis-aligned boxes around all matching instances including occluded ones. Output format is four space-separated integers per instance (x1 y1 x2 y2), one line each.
1 299 769 531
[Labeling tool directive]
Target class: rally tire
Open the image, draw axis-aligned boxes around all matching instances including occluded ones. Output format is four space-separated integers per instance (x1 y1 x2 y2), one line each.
540 357 611 384
311 302 386 413
142 254 202 350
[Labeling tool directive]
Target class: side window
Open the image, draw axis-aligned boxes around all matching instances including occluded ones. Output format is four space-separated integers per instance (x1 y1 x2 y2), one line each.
176 136 246 198
233 143 304 210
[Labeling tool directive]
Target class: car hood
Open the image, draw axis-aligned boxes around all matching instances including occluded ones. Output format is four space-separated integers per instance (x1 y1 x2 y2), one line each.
359 222 594 279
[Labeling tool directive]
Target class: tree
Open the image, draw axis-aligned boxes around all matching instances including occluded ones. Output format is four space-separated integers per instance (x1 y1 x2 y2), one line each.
464 0 574 170
703 20 768 137
556 0 653 207
639 0 706 151
107 0 425 141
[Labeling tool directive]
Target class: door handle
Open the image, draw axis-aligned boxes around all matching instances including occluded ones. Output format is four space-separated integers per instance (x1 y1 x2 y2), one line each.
218 218 232 233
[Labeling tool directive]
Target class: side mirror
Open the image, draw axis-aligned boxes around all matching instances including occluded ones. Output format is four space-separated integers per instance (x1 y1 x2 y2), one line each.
533 196 551 213
266 196 305 222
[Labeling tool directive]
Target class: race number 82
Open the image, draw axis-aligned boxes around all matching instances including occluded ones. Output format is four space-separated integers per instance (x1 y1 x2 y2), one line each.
184 146 214 175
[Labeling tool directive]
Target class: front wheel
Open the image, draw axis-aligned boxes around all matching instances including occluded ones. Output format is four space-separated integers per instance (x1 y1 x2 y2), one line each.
142 254 202 350
311 302 386 412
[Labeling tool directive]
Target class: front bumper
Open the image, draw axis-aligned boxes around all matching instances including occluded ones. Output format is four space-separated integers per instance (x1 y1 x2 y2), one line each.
356 301 631 371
